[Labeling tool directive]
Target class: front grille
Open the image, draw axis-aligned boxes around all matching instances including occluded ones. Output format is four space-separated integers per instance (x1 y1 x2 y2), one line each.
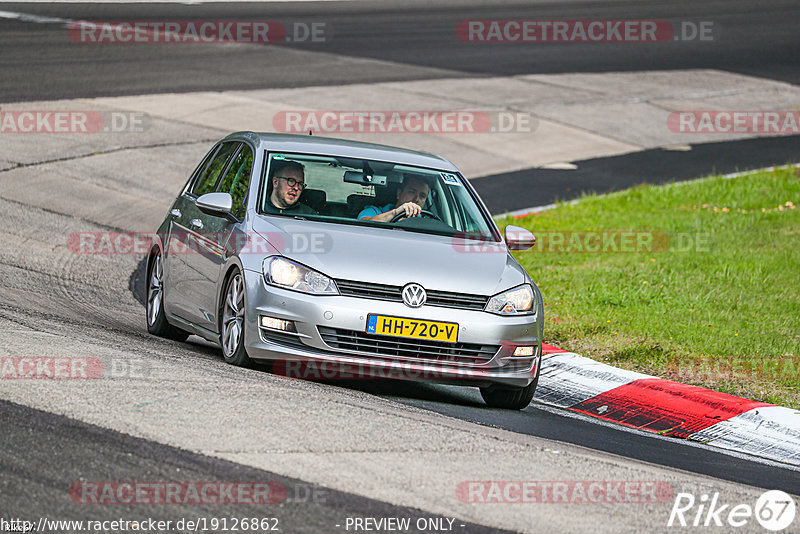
336 280 400 301
335 279 489 311
318 327 499 367
428 289 488 310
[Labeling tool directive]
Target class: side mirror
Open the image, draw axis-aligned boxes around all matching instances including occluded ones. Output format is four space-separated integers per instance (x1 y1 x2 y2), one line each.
196 192 236 221
504 225 536 251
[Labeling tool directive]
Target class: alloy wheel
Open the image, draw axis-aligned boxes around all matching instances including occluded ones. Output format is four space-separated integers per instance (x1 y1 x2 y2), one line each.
147 253 163 327
222 273 245 357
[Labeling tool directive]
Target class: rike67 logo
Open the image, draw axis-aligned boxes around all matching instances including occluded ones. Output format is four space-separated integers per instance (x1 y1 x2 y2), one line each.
668 490 796 531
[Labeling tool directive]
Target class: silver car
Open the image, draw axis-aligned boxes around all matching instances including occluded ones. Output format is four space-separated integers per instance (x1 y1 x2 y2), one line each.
146 132 543 409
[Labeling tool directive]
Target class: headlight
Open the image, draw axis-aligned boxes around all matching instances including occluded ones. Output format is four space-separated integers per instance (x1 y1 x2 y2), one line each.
485 284 535 315
263 256 339 295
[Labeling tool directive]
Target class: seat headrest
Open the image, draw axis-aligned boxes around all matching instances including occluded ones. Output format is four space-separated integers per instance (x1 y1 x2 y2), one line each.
299 188 326 212
347 194 377 216
376 181 401 206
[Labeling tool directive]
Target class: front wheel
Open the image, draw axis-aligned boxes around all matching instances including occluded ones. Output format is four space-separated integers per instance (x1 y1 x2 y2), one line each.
480 362 540 410
220 270 252 367
146 250 190 342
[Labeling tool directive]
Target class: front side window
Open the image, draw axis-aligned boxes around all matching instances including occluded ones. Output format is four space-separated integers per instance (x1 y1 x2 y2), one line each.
258 152 498 240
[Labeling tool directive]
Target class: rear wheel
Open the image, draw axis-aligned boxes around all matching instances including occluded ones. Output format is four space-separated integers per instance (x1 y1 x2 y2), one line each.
220 270 252 367
146 250 190 342
480 360 541 410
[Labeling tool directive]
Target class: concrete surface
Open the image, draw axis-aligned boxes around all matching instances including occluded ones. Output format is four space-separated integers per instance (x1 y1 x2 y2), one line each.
1 69 798 533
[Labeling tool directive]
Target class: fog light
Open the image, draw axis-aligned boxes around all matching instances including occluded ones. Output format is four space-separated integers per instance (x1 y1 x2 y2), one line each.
260 315 295 332
513 346 536 357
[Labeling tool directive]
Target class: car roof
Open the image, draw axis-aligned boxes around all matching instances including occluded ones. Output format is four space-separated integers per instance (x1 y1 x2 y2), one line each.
223 131 460 172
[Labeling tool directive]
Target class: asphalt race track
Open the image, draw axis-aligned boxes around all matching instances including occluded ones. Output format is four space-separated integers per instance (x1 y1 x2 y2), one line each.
476 135 800 213
0 1 798 533
0 399 508 533
1 0 798 102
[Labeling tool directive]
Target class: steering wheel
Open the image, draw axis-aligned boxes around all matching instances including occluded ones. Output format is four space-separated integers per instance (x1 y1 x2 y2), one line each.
390 209 442 223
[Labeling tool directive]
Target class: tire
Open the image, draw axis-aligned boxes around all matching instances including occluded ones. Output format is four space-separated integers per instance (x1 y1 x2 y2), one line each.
146 250 190 342
219 269 252 367
480 359 541 410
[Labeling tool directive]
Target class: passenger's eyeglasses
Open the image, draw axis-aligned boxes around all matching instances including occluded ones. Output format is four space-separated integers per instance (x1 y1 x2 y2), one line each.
275 176 307 190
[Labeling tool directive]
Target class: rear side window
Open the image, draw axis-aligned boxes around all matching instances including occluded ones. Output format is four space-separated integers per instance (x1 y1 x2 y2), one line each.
192 142 239 197
184 146 217 195
218 144 254 219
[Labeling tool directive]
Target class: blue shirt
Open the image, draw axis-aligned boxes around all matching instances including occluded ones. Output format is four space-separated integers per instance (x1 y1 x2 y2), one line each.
358 203 394 220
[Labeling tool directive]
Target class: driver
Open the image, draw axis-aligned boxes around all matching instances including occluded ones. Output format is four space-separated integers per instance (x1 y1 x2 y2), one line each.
358 175 430 222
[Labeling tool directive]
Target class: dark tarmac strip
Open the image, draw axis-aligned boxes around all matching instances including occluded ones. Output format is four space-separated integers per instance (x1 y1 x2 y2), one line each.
0 399 509 534
332 381 800 495
474 135 800 214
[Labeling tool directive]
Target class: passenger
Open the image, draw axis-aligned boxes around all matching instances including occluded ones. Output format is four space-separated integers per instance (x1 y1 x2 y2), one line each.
264 160 318 215
358 175 430 222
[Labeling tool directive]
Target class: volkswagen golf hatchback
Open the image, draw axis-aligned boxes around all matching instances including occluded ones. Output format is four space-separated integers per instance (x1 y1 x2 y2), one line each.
146 132 543 409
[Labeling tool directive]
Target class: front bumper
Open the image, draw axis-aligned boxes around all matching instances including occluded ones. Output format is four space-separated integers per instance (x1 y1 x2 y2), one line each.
242 269 541 388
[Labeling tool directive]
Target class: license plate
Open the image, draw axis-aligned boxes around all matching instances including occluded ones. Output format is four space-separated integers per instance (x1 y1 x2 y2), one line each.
366 314 458 343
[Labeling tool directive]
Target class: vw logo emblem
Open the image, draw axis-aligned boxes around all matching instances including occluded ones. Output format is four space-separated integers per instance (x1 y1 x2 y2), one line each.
402 283 427 308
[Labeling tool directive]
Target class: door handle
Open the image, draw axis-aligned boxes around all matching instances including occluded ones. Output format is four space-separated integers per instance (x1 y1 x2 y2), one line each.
170 209 182 218
190 219 204 230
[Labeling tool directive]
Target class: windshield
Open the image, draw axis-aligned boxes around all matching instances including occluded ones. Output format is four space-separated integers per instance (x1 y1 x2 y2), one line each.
259 152 498 240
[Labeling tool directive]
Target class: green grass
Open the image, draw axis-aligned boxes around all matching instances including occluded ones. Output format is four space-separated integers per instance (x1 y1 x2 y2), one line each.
498 165 800 408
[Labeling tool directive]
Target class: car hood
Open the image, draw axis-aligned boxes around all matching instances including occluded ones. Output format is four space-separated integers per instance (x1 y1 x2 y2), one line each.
251 216 527 296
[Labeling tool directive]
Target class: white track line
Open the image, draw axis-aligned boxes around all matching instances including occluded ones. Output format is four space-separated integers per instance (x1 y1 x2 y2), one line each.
4 0 347 4
0 10 73 24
